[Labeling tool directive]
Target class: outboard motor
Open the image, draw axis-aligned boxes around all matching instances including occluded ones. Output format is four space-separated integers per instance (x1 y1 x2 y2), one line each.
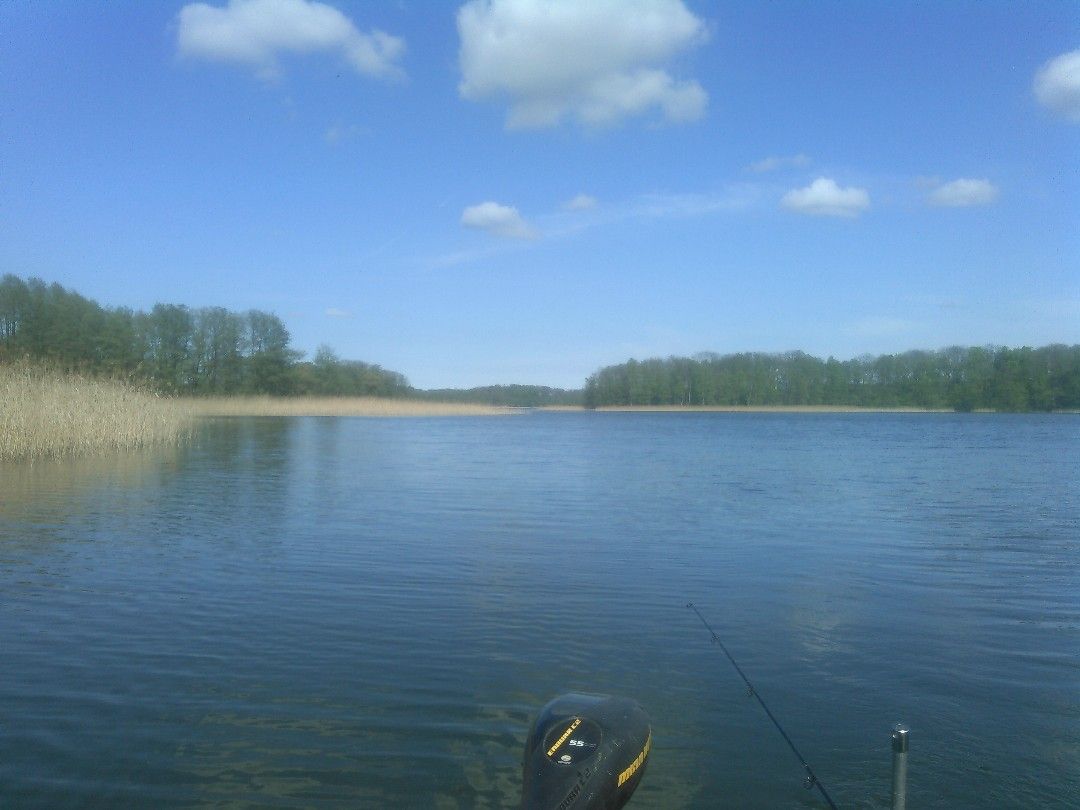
521 693 651 810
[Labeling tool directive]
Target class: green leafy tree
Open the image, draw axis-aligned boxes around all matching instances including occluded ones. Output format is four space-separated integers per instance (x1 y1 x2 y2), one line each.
244 310 297 394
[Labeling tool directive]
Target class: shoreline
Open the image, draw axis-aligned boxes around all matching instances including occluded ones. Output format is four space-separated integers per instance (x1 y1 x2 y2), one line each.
550 405 1079 414
186 396 515 418
189 401 1079 417
580 405 953 413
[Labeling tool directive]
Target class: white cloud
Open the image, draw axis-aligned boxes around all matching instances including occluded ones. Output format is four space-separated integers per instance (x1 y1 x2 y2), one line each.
928 178 999 207
565 194 597 210
746 153 810 173
176 0 405 80
461 201 537 239
1034 48 1080 122
781 177 869 218
457 0 707 128
324 307 352 318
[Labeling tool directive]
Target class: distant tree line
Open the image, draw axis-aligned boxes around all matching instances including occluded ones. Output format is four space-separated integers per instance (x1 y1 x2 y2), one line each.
9 275 1074 410
584 347 1080 412
0 275 408 396
296 345 410 398
414 384 582 407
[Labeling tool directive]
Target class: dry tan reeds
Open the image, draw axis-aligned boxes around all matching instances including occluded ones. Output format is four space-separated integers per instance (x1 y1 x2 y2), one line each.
0 363 194 461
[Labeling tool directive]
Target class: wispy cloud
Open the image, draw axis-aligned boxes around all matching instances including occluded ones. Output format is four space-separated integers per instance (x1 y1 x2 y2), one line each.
846 316 919 338
902 294 963 310
781 177 870 218
324 307 352 318
176 0 405 80
324 123 369 144
627 186 764 219
461 201 538 239
427 240 533 270
927 178 999 207
1034 48 1080 122
457 0 707 128
564 194 598 211
432 185 762 269
543 186 765 239
1025 297 1080 319
745 153 810 173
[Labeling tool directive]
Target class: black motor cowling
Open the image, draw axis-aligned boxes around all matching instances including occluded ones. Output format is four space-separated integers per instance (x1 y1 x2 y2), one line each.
521 693 651 810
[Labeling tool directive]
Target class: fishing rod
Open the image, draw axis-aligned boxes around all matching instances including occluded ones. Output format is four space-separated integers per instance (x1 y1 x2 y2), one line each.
687 602 840 810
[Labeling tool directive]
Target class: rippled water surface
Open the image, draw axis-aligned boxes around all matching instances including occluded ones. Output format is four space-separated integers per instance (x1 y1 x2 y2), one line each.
1 413 1077 808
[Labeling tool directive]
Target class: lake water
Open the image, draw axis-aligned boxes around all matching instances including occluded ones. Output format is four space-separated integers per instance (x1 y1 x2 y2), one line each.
1 413 1077 809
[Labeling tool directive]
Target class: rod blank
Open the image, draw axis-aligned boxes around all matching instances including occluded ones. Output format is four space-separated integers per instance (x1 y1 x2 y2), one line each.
687 602 839 810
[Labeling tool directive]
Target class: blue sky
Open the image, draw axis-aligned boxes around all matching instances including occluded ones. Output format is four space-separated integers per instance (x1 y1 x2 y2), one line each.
2 1 1077 388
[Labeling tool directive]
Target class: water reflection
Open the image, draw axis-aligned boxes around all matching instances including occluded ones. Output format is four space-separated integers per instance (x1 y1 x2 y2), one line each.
0 445 182 526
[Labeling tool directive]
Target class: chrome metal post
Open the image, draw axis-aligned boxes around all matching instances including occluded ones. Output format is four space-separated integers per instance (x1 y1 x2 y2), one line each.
891 724 909 810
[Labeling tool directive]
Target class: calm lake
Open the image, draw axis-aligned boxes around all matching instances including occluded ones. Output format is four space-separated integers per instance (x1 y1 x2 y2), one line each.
1 413 1077 809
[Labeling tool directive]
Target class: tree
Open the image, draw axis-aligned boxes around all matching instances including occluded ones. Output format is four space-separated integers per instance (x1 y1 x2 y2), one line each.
0 275 30 347
191 307 244 393
311 344 345 394
244 310 297 394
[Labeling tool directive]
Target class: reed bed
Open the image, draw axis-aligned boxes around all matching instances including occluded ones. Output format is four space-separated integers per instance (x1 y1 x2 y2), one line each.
187 396 514 417
0 364 194 462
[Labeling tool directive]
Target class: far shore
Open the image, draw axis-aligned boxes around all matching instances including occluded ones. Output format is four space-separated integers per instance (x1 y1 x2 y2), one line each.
187 396 515 417
574 404 955 413
575 405 1078 413
8 362 1071 463
197 400 1073 417
188 401 958 417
